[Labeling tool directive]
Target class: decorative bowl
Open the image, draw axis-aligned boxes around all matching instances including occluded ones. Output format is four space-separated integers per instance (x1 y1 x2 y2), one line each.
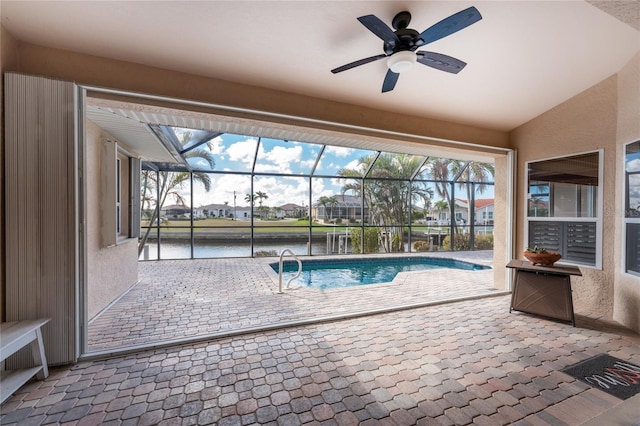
523 251 562 267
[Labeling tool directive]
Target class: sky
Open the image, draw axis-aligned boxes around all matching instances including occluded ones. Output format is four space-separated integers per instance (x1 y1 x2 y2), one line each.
172 130 495 209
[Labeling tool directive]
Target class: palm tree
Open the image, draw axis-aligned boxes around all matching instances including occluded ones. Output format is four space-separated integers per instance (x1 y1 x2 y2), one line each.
317 196 339 221
451 161 495 226
138 132 216 256
255 191 268 207
317 196 332 220
339 153 434 252
434 200 449 221
326 196 339 220
426 158 453 202
424 158 494 233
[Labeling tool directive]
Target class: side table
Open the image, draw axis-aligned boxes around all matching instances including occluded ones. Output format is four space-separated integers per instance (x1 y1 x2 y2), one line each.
506 260 582 326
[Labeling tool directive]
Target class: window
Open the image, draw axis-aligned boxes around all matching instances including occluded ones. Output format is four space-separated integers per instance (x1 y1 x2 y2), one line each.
116 157 122 235
101 140 140 247
526 151 601 268
625 141 640 276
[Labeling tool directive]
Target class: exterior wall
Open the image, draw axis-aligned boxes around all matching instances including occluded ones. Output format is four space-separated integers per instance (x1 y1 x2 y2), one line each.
86 120 138 320
10 41 509 150
492 155 510 291
614 53 640 332
510 75 620 320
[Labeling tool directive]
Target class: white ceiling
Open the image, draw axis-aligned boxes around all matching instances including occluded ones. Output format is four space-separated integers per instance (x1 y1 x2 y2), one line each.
2 1 639 132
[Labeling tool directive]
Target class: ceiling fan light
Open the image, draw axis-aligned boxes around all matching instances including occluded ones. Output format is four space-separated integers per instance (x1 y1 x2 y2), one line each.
386 51 417 73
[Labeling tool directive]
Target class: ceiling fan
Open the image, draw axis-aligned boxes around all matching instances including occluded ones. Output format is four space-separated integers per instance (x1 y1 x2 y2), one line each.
331 7 482 93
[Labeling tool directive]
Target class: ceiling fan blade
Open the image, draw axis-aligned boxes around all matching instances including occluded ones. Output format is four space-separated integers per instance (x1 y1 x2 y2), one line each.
417 51 467 74
357 15 400 46
417 6 482 46
382 69 399 93
331 54 387 74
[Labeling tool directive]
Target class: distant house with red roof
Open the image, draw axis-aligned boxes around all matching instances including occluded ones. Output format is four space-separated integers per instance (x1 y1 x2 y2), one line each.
436 199 494 225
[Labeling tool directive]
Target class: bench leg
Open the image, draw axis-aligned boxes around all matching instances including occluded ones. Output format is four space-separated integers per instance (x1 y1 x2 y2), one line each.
29 328 49 379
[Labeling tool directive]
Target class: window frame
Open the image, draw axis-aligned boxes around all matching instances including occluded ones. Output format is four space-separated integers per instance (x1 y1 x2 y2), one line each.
623 140 640 277
525 149 603 269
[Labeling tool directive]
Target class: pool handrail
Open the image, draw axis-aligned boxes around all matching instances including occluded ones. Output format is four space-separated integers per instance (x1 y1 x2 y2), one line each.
278 249 302 294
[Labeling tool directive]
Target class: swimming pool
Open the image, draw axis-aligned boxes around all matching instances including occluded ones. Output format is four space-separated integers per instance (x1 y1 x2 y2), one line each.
270 256 490 290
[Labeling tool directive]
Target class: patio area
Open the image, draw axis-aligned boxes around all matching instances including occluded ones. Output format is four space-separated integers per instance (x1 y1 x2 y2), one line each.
3 293 640 425
88 251 501 353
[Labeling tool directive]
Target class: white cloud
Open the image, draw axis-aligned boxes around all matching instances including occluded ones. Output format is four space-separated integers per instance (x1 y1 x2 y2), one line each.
254 163 284 173
208 136 225 155
325 146 353 157
260 145 303 173
343 159 364 172
193 174 251 207
626 158 640 172
254 176 309 206
227 138 258 166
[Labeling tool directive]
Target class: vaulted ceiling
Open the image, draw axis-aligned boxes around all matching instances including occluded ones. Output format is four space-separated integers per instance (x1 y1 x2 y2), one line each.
2 1 639 133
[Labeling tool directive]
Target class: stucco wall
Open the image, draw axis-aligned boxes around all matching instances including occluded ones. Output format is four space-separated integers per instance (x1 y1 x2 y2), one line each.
492 155 512 290
10 41 510 150
510 74 621 320
86 120 138 320
614 53 640 333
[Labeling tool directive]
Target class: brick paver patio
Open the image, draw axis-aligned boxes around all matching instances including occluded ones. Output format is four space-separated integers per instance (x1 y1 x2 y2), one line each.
4 251 639 424
88 252 499 352
2 295 639 425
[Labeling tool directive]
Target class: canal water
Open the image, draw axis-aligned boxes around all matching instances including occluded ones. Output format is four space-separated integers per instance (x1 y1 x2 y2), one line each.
140 240 334 260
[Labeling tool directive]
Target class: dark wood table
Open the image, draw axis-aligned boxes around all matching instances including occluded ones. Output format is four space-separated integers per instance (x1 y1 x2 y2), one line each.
506 259 582 326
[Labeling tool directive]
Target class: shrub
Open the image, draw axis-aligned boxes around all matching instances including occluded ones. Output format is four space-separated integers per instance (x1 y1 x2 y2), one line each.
442 233 494 251
413 240 430 252
350 227 380 254
475 234 494 250
335 218 343 224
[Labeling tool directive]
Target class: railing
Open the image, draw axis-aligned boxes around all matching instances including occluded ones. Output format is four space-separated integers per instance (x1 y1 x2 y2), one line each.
278 249 302 294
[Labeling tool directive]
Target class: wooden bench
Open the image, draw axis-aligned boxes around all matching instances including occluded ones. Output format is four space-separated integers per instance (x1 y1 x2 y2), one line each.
1 319 50 403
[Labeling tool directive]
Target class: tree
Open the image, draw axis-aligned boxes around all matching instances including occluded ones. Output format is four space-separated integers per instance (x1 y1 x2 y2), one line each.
251 191 268 218
138 132 216 256
318 195 339 220
427 158 453 203
271 206 283 219
451 161 495 226
339 153 434 252
327 196 339 220
425 158 494 231
434 200 449 221
255 191 268 207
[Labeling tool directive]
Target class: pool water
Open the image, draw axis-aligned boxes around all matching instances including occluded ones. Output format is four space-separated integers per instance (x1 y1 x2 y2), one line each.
271 256 490 290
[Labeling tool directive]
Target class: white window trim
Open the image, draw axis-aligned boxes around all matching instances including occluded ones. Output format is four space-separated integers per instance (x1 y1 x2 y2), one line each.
524 149 603 270
623 139 640 278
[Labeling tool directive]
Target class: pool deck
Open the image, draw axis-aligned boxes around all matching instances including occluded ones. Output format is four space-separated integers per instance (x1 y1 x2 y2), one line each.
4 287 640 425
5 251 640 425
88 251 500 354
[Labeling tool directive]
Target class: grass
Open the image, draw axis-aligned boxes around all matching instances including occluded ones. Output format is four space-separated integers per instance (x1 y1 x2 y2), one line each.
142 218 485 235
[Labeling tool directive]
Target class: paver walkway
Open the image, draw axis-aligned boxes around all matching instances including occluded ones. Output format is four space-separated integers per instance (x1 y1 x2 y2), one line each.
88 252 499 352
2 295 639 425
